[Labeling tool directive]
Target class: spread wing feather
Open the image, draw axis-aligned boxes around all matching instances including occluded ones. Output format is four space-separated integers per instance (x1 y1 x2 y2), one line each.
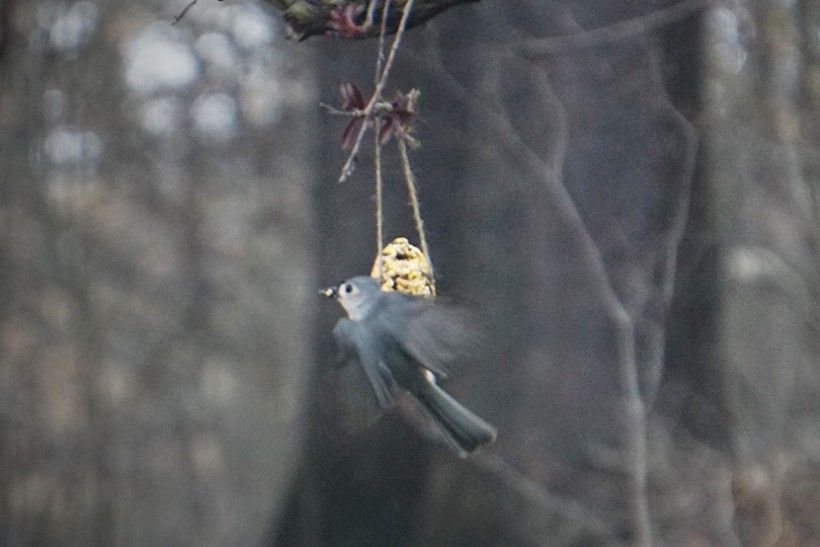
377 294 479 379
333 318 396 408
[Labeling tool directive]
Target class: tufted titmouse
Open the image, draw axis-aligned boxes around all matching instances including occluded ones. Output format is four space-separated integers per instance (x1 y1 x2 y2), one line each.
323 276 496 457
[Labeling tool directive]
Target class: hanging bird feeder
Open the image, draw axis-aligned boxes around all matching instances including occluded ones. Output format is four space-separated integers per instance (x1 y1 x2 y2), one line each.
371 237 435 297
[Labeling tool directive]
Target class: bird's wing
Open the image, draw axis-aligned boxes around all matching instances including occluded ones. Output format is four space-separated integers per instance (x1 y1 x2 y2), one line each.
333 318 396 409
331 318 357 367
382 297 479 380
331 356 384 431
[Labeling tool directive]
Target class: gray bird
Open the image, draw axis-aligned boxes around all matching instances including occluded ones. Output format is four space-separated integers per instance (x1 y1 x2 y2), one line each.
323 276 496 456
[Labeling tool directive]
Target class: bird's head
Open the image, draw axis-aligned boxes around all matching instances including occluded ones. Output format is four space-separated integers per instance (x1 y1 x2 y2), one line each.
321 275 381 320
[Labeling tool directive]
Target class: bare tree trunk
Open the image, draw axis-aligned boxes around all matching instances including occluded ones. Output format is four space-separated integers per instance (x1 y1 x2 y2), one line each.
0 1 317 544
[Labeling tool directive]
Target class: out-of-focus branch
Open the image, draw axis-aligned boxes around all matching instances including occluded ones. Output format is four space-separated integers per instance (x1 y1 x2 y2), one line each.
172 0 199 25
265 0 479 41
171 0 225 25
642 49 699 408
471 452 617 540
408 42 659 546
516 0 717 57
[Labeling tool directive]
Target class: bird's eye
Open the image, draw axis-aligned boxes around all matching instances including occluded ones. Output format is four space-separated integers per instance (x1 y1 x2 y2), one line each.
341 283 353 295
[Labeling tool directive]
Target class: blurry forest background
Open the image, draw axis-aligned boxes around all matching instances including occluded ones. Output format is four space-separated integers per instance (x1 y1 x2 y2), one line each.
1 0 819 545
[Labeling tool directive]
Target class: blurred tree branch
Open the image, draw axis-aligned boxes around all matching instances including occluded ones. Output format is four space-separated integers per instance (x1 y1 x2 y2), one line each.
405 45 658 540
516 0 717 57
264 0 480 40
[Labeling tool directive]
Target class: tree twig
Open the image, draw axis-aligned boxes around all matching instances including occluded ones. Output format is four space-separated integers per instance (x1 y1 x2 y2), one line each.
338 0 416 183
172 0 199 25
375 0 393 81
365 0 380 30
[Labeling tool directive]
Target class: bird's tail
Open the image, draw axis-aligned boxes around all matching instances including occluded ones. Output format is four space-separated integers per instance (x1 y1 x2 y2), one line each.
416 379 496 457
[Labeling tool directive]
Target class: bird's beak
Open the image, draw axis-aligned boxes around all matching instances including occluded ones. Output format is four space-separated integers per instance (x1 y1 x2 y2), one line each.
320 286 337 299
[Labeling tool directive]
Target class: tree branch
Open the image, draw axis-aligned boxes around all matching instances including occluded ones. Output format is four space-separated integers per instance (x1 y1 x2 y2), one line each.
338 0 416 183
516 0 717 57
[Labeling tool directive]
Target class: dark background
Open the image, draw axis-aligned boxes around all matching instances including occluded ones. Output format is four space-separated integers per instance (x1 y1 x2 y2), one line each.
1 0 818 545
